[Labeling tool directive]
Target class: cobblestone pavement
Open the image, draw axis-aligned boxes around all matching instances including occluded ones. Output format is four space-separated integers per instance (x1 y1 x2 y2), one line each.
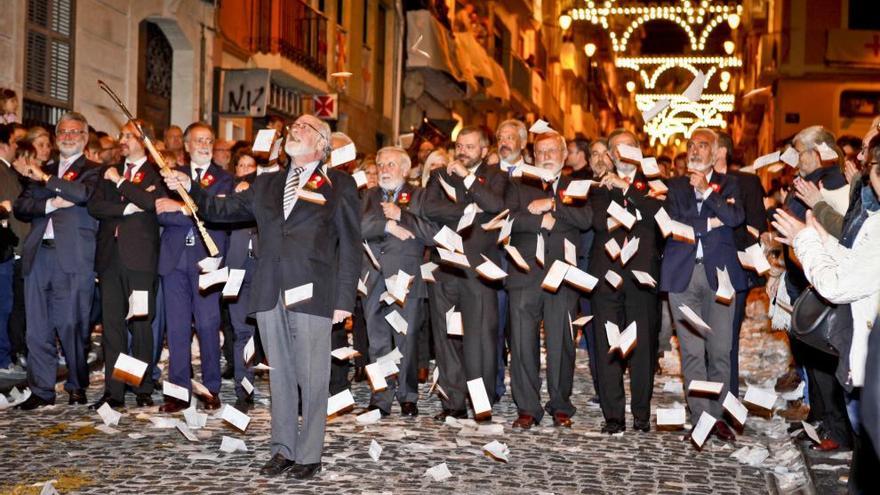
0 291 812 494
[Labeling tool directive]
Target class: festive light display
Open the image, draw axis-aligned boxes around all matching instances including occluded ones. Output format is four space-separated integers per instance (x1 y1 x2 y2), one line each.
636 93 734 145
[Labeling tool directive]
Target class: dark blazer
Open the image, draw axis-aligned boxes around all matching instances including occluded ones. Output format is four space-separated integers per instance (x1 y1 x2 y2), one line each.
421 163 507 281
660 172 747 293
88 161 166 274
0 159 29 255
189 165 362 318
505 175 592 291
225 173 259 271
361 183 439 298
728 170 768 251
157 163 233 275
587 173 664 289
13 155 100 276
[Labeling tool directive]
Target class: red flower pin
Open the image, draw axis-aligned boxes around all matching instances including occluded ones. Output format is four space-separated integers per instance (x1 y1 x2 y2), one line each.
62 170 78 181
477 176 486 185
305 173 326 191
634 180 646 191
559 188 573 204
398 192 411 205
200 174 215 188
132 171 145 184
710 182 721 193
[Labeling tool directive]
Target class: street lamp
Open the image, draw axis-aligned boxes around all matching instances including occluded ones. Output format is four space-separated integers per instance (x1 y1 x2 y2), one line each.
584 42 597 58
626 81 636 93
559 14 572 31
727 13 741 29
723 40 735 55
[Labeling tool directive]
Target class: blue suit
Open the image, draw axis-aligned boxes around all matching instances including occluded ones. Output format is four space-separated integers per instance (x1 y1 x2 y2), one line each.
158 163 232 394
13 155 99 400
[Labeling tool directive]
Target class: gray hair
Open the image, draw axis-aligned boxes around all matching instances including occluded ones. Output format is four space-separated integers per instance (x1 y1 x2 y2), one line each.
376 146 412 170
496 119 527 143
457 126 489 148
331 131 353 146
55 111 88 133
793 125 843 167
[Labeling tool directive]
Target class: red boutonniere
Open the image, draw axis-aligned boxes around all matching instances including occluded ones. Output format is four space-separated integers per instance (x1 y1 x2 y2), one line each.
477 175 486 185
710 183 721 194
304 173 326 191
633 180 646 191
397 192 411 205
132 171 145 184
62 170 78 181
200 174 216 188
558 188 573 204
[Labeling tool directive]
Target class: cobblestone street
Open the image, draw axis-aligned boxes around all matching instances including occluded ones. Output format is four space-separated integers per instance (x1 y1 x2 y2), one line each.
0 292 813 494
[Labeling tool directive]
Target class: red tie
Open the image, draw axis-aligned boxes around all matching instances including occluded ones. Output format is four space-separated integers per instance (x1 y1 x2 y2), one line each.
124 163 135 181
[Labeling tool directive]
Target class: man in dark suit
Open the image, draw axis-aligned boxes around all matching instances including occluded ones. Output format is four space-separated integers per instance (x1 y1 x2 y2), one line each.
87 120 166 410
714 132 767 396
0 124 28 373
422 126 507 422
506 132 592 429
661 128 746 443
163 114 361 480
360 146 438 417
13 112 99 410
588 129 664 434
156 122 233 412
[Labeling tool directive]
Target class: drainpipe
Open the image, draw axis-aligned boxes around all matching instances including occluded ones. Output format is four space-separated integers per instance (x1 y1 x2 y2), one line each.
392 0 404 145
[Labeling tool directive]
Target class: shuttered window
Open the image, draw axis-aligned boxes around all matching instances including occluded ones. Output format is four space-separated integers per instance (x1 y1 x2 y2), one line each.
23 0 75 126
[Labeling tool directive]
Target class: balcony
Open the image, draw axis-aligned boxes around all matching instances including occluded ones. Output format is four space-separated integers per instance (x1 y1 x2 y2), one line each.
250 0 328 80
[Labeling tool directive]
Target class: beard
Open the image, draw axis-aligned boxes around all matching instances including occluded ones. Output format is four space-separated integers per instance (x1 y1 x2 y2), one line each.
687 158 711 172
456 153 481 169
614 159 636 175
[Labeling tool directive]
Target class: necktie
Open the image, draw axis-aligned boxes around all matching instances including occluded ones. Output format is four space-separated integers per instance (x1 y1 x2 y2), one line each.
383 189 395 203
283 167 305 217
124 163 136 181
195 168 204 184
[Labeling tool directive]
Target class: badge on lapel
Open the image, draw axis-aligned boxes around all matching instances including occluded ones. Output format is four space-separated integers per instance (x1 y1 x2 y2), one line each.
477 175 486 185
559 188 573 204
304 172 326 191
633 179 646 192
200 173 216 188
62 170 78 181
398 191 411 205
710 183 721 194
132 171 145 184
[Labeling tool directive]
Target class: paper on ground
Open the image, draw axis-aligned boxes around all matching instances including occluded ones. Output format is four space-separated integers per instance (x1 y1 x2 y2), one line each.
656 408 686 426
679 304 711 332
369 439 383 462
642 98 670 123
467 378 492 418
424 462 453 482
222 269 246 298
219 404 251 432
476 254 507 280
126 290 149 320
356 409 383 425
252 129 276 152
482 440 510 462
744 387 777 411
97 402 122 427
176 423 199 442
330 143 356 167
163 381 190 402
219 436 248 453
446 306 463 336
689 380 724 396
327 389 356 416
184 406 208 429
691 411 716 448
722 392 749 426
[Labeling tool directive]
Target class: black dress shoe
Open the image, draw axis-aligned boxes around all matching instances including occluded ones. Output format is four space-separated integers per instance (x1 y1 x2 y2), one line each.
159 397 188 413
201 394 222 410
89 394 124 410
259 454 296 477
17 394 55 410
368 404 390 417
400 402 419 417
289 462 322 480
68 389 87 405
601 422 626 434
136 393 154 407
633 419 651 432
221 364 234 380
234 396 254 413
433 409 468 422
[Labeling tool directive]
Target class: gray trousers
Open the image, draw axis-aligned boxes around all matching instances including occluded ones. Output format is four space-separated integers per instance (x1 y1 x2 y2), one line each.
256 294 331 464
668 264 734 421
363 279 421 411
508 288 578 422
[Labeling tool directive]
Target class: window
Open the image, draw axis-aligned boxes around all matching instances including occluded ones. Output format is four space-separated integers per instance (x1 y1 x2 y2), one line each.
848 0 880 31
23 0 75 126
839 90 880 118
337 0 344 25
362 0 369 45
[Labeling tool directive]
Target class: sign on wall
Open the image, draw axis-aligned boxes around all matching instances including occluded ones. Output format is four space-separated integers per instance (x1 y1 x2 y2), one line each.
313 94 338 120
220 69 271 117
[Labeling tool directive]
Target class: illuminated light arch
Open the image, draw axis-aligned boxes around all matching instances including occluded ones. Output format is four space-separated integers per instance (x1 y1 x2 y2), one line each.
636 93 734 145
616 14 699 53
696 14 730 50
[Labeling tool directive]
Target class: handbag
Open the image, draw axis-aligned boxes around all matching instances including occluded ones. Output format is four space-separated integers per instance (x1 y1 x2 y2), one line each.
790 286 852 357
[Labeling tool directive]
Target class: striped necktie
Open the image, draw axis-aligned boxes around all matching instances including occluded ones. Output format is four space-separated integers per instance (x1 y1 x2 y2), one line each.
283 166 305 217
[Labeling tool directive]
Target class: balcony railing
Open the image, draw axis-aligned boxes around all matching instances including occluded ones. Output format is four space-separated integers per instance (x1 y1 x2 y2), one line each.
250 0 328 79
510 55 532 101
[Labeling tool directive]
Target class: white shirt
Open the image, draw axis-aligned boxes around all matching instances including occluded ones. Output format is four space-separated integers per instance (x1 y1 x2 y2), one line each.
191 164 210 182
283 160 321 218
43 153 83 239
463 163 483 190
119 156 149 216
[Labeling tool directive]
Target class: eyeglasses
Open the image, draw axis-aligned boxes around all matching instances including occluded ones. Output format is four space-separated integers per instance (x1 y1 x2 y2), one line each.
534 147 564 158
57 129 86 137
189 137 215 146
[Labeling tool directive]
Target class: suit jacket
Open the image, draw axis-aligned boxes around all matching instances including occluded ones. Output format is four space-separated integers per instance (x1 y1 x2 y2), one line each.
157 163 233 275
661 172 747 293
13 155 99 276
505 175 592 291
88 161 167 274
189 165 362 318
587 173 664 291
0 159 29 256
361 183 439 299
422 163 507 282
728 170 768 251
226 173 258 271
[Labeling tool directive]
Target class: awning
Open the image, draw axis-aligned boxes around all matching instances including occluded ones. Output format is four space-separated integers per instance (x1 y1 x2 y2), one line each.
406 10 469 101
454 31 510 101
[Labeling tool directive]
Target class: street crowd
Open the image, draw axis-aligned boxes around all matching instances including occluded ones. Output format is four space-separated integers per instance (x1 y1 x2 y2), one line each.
1 83 879 490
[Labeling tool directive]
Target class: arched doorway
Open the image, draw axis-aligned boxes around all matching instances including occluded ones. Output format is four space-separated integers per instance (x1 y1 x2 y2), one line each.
137 20 173 136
